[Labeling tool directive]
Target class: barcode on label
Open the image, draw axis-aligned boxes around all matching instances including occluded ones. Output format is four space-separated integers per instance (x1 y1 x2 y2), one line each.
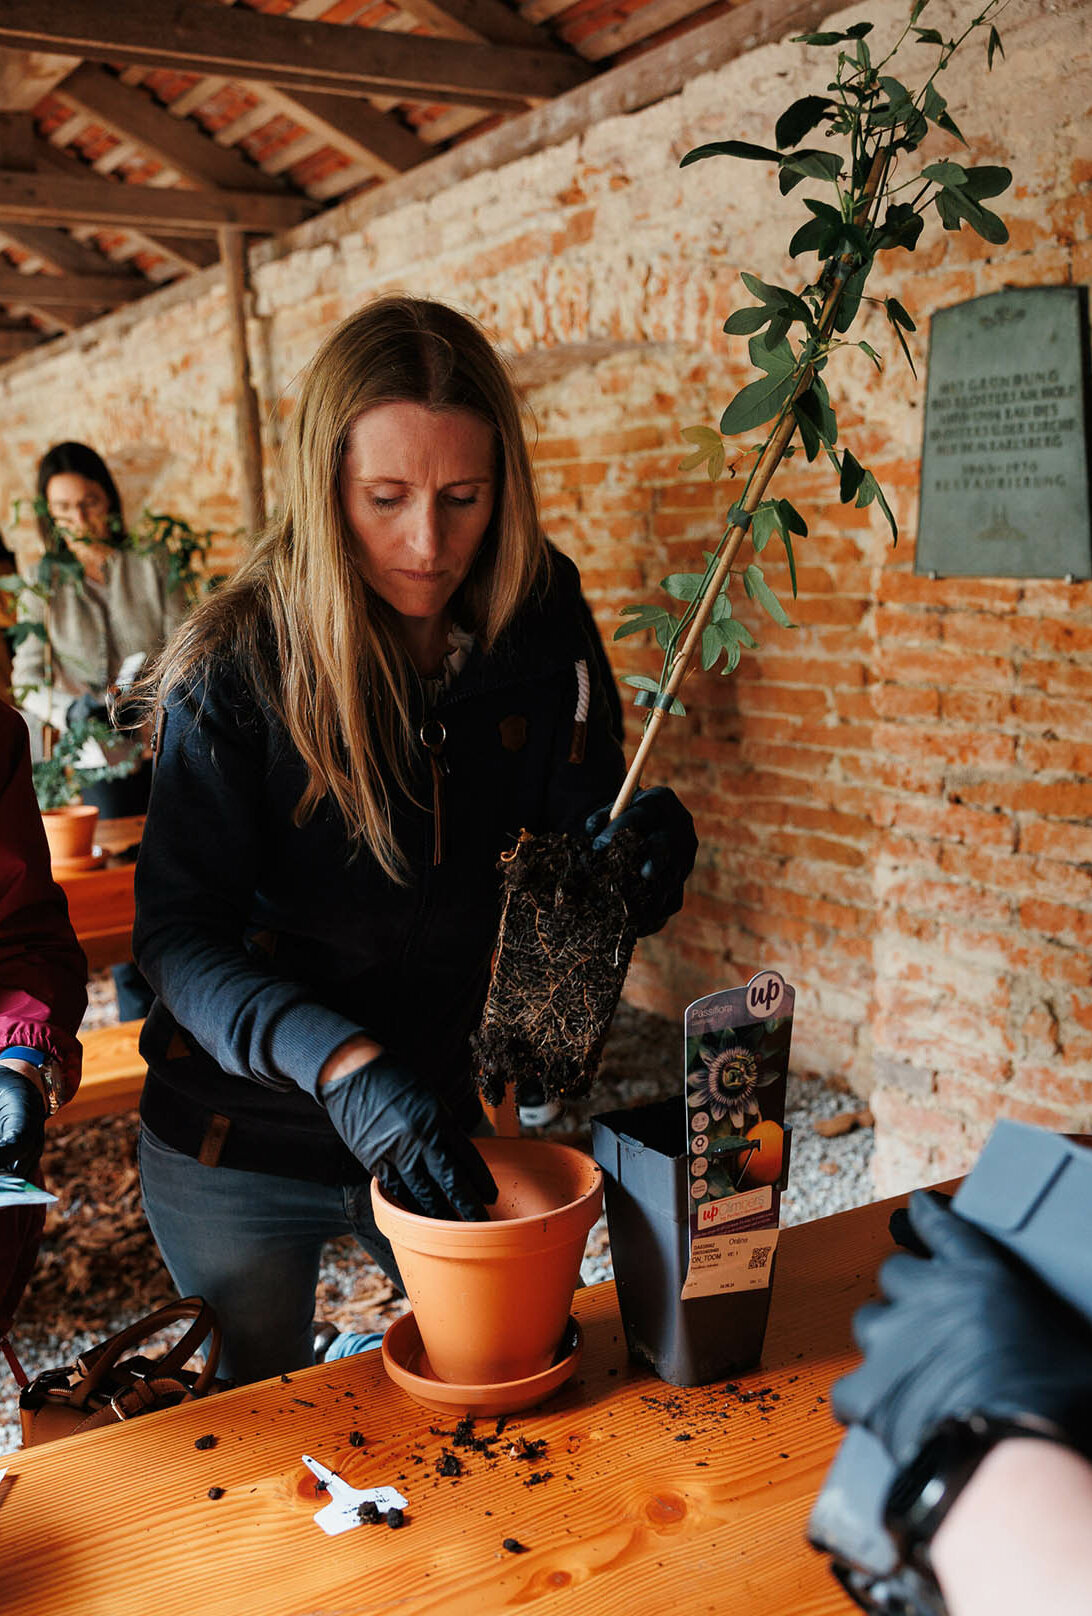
747 1244 772 1271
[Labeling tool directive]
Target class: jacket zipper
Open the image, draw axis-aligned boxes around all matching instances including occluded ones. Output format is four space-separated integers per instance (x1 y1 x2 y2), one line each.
419 718 448 866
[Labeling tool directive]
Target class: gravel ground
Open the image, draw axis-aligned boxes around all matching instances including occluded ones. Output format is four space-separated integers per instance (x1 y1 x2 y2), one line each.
1 993 874 1454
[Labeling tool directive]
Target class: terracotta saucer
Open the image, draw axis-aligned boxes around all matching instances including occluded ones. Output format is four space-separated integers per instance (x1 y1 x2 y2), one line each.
381 1313 582 1417
51 847 106 872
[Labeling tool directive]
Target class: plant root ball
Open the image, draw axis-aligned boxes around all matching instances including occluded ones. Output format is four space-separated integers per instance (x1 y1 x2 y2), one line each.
472 828 644 1106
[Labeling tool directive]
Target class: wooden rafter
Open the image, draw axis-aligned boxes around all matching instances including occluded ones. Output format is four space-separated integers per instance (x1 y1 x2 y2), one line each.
33 137 219 271
0 171 316 232
0 3 590 110
0 219 141 278
0 266 146 306
0 327 46 356
242 87 430 181
55 63 286 193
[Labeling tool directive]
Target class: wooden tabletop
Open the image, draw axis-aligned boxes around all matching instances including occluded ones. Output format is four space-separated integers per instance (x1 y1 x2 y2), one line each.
0 1192 899 1616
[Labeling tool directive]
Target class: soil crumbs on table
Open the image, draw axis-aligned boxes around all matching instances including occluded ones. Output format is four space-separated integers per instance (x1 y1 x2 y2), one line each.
0 989 875 1453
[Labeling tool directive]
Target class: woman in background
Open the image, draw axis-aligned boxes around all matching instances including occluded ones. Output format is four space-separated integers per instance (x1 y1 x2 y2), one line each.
13 442 189 1019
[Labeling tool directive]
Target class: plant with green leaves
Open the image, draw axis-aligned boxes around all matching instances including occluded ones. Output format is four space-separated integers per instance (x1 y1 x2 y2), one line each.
31 716 141 812
11 496 224 604
612 0 1012 807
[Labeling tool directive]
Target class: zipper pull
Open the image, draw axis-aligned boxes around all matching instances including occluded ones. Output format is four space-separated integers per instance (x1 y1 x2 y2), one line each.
419 719 448 866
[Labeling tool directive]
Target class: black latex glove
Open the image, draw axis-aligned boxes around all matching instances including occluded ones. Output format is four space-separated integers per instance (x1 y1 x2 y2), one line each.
322 1054 498 1222
832 1190 1092 1468
0 1065 47 1179
586 785 697 936
65 693 110 730
887 1191 952 1256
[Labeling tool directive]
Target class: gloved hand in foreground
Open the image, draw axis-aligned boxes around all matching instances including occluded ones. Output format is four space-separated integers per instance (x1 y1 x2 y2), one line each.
322 1053 497 1222
0 1065 46 1179
586 785 697 936
832 1190 1092 1469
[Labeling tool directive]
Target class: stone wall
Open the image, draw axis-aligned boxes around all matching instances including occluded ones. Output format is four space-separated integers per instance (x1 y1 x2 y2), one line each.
2 0 1089 1192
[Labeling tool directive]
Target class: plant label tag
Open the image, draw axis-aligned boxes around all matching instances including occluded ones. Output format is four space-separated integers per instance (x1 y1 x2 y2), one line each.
302 1454 407 1536
0 1175 57 1209
680 972 794 1302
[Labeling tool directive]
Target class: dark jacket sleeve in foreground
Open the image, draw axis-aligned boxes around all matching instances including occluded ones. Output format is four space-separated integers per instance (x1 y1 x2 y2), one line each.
0 702 87 1106
132 677 364 1100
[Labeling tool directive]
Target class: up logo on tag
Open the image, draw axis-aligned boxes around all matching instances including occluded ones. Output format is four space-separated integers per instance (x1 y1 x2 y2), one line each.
746 969 786 1018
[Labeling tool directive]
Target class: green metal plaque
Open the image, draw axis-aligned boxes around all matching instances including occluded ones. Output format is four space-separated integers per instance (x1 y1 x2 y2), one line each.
916 286 1092 578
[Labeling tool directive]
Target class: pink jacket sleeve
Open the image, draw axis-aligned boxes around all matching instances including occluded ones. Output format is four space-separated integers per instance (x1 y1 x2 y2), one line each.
0 701 87 1107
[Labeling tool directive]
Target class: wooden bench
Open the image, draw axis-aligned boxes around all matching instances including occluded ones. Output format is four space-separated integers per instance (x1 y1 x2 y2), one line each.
50 1019 146 1126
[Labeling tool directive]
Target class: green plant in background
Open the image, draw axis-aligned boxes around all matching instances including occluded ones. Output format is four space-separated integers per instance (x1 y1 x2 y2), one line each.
31 717 141 811
615 0 1012 730
11 495 224 603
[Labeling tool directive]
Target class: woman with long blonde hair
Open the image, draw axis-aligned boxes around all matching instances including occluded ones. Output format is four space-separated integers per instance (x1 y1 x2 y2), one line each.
133 295 696 1384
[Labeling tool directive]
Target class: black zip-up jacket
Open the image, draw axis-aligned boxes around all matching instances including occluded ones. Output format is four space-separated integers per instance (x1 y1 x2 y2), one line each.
134 550 626 1183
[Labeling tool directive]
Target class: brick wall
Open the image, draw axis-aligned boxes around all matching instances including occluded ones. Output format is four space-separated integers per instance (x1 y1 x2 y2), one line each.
1 0 1089 1191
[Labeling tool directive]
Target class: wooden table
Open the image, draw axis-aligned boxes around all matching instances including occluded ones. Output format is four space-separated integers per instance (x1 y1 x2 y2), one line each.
0 1193 898 1616
54 815 142 970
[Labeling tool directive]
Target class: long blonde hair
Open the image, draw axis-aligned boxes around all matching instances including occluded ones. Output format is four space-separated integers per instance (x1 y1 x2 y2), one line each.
154 295 546 879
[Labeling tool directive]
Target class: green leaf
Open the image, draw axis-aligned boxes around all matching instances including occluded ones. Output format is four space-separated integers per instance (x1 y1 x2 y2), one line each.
660 571 708 602
744 564 794 628
709 588 732 624
792 29 855 45
778 149 844 193
679 424 726 480
721 371 798 435
718 617 759 651
910 0 930 18
748 333 795 378
840 448 866 503
913 27 945 44
792 399 822 461
922 160 970 186
701 626 723 671
987 25 1004 68
858 340 882 370
681 140 780 167
877 201 925 252
6 620 48 647
775 95 837 150
614 604 677 642
723 304 773 335
750 502 780 554
623 675 685 716
834 261 871 332
885 297 918 376
961 165 1011 201
855 469 898 542
788 215 830 258
719 639 742 675
845 21 873 37
796 376 838 446
763 310 792 349
935 188 964 231
777 498 808 537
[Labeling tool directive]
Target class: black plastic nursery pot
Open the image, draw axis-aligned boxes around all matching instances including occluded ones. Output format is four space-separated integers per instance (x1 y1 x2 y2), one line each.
591 1097 784 1388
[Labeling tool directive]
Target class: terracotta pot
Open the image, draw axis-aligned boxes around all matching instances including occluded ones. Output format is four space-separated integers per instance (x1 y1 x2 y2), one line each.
372 1137 602 1386
42 803 100 869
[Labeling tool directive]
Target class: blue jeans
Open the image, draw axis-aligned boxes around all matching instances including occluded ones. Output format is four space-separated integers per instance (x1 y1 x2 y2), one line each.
138 1125 401 1385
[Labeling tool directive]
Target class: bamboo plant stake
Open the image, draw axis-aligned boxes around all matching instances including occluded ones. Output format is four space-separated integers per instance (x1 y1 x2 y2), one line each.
610 146 890 821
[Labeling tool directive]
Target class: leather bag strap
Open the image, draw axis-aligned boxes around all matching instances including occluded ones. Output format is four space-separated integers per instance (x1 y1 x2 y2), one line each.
68 1297 221 1409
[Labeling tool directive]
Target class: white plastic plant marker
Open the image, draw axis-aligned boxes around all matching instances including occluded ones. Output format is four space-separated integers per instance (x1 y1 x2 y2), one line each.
301 1453 407 1536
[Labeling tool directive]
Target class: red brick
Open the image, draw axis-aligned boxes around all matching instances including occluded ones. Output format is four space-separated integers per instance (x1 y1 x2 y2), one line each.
874 723 1016 770
939 690 1015 726
872 685 942 721
1018 899 1092 951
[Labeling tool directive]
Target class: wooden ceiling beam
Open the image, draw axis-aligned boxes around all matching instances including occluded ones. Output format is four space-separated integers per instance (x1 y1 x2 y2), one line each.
0 170 315 232
254 87 430 180
56 63 286 193
0 327 47 356
0 220 141 278
0 267 148 306
0 3 588 109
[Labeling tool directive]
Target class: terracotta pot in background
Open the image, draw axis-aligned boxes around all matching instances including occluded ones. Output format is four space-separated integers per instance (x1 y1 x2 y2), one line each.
372 1137 602 1387
42 803 99 869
